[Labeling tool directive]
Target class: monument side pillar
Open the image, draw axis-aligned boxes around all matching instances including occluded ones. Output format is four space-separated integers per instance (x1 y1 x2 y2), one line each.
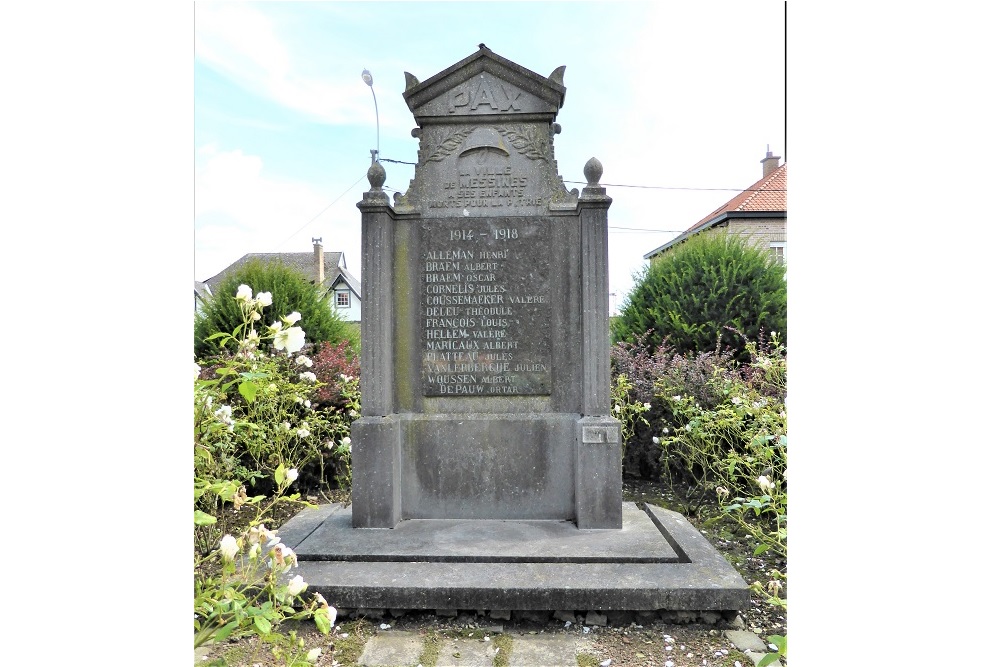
351 162 402 528
575 157 622 529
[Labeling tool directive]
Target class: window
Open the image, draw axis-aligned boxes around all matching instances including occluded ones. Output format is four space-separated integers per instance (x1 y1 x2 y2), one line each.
336 291 350 307
769 242 786 263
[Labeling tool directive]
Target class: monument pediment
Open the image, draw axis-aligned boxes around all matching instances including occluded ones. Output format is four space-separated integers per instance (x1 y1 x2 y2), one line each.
403 44 566 124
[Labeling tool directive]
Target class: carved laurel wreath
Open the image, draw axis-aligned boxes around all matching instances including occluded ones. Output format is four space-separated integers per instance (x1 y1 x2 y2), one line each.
422 126 474 164
494 126 547 161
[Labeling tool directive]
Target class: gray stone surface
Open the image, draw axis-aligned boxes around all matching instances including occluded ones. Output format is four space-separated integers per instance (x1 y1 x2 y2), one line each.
508 634 589 667
435 637 496 667
290 501 678 563
279 502 748 612
357 631 424 666
725 630 768 652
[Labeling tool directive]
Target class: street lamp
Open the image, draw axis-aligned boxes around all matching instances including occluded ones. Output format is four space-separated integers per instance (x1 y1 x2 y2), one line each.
361 68 379 164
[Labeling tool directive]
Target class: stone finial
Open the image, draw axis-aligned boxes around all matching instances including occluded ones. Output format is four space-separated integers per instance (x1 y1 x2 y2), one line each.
549 66 566 86
404 71 420 91
584 157 603 186
367 160 386 192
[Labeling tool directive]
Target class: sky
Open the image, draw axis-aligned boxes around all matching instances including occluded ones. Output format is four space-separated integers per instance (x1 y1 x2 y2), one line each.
194 1 786 311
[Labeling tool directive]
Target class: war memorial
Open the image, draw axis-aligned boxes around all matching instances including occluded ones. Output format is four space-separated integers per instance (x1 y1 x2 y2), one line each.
277 46 747 617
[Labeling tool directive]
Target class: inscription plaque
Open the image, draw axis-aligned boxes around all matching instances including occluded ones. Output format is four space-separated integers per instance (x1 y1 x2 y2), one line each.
420 216 551 396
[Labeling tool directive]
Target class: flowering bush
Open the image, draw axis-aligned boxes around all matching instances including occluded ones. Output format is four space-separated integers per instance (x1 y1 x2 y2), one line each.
610 373 650 459
611 330 736 479
194 284 350 663
657 333 787 560
194 468 335 657
653 332 788 656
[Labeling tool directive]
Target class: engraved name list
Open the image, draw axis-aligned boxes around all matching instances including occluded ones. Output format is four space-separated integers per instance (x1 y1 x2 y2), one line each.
420 217 551 396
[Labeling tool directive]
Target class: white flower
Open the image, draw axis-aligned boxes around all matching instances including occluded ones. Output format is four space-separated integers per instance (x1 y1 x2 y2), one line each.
295 355 313 367
248 524 276 545
287 574 307 596
662 426 669 434
235 284 253 302
306 647 322 663
652 436 660 444
672 395 682 402
248 543 261 559
274 326 306 353
643 402 651 410
325 440 335 450
296 426 310 438
342 437 351 446
250 311 261 321
268 321 282 333
299 371 317 383
286 468 299 482
255 291 273 307
349 408 359 417
684 423 692 432
219 534 238 561
314 592 328 607
304 399 311 409
283 311 302 325
731 396 742 405
193 363 201 380
270 542 298 570
613 404 621 412
757 475 775 492
282 421 291 430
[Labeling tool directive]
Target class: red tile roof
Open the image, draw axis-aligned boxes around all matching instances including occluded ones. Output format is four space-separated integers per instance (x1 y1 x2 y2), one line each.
686 163 787 232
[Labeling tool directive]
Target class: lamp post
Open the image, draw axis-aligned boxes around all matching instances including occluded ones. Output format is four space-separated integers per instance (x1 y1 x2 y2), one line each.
361 68 379 164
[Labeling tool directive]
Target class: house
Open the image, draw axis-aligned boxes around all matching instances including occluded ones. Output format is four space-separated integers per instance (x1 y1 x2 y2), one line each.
644 150 787 263
194 280 212 313
201 239 362 322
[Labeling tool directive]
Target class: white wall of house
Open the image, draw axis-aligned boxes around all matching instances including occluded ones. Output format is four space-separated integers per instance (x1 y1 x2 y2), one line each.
331 285 361 322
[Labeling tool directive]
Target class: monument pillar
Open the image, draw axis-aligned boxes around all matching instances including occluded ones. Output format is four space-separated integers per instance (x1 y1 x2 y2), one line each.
575 157 622 528
352 161 402 528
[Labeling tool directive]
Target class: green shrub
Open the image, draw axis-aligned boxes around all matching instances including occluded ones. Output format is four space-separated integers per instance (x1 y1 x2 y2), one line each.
612 233 786 362
611 330 736 480
195 259 359 359
656 333 786 558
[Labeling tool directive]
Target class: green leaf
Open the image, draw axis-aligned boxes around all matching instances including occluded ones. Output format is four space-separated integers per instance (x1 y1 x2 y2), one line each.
238 380 258 404
757 654 780 666
253 615 272 635
275 464 285 485
767 634 787 653
753 543 770 556
314 609 331 635
194 510 217 526
214 620 239 642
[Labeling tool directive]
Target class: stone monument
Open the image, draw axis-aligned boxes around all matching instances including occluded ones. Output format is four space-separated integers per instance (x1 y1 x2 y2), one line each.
277 47 748 617
352 44 621 529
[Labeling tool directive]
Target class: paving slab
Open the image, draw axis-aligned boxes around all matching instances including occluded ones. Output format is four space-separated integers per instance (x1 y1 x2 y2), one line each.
277 502 748 612
508 633 591 667
357 631 424 666
434 637 496 667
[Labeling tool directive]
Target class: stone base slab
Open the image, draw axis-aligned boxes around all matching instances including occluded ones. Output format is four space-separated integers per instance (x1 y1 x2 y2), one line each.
276 502 749 612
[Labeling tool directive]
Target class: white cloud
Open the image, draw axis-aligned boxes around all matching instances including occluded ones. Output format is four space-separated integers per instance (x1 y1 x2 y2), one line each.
194 3 398 129
195 146 363 282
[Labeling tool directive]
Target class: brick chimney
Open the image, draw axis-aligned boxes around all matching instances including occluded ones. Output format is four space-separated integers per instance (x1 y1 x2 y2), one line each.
312 237 324 285
761 147 781 178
